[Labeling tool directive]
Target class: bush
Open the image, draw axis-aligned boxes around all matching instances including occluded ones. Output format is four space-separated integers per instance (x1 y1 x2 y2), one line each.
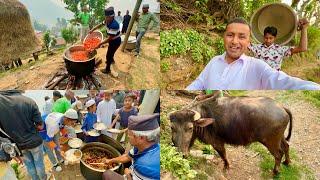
160 29 216 64
161 143 197 179
61 26 78 44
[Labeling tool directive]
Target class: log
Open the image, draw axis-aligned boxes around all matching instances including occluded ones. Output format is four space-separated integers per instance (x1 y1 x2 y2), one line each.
47 74 68 90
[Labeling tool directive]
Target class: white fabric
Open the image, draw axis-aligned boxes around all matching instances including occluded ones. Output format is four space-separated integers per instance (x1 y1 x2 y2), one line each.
187 52 320 90
45 112 64 138
96 99 116 136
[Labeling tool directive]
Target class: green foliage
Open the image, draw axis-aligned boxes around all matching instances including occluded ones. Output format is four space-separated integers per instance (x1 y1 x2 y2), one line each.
63 0 108 26
11 163 23 179
213 36 224 56
43 31 55 53
242 0 280 19
306 26 320 52
33 20 48 32
160 143 197 179
61 26 78 44
301 90 320 108
202 145 214 155
161 61 170 72
164 0 182 13
160 29 215 64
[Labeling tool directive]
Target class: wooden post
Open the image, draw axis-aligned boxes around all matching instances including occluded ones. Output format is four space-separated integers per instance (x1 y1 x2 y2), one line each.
121 0 142 52
138 89 160 115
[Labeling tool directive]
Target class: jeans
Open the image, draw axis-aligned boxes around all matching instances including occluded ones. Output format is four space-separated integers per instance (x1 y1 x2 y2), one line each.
135 31 146 53
21 143 47 180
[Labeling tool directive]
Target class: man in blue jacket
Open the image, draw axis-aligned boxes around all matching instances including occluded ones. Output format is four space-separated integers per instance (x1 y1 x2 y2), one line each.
103 114 160 180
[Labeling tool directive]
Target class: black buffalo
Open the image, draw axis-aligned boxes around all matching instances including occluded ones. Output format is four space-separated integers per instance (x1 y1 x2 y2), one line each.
169 95 292 175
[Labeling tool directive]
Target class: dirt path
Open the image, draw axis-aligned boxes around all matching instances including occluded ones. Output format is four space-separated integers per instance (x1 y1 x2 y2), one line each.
0 33 160 90
161 90 320 179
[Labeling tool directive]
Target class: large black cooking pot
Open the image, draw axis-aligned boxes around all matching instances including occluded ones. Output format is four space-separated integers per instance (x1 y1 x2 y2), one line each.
63 45 97 77
80 142 124 180
98 134 125 154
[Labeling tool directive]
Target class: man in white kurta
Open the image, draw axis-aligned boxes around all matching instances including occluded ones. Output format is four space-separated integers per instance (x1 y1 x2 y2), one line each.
96 90 116 136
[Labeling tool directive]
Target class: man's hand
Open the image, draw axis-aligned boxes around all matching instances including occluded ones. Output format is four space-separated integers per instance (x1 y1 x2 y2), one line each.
124 168 131 175
13 157 23 165
298 18 309 30
104 158 113 165
36 123 43 131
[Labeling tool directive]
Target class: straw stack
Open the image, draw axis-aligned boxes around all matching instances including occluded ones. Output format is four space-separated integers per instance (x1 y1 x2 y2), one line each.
0 0 40 64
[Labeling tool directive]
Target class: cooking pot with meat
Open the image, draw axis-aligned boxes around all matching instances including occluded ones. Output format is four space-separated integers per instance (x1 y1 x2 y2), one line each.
79 142 123 180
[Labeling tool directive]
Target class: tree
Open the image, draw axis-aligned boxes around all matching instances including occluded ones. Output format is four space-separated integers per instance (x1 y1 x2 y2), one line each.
61 26 78 44
33 20 48 32
43 31 53 54
62 0 109 27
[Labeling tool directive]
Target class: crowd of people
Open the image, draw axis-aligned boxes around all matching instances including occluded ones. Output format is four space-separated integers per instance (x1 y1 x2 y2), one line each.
0 90 160 180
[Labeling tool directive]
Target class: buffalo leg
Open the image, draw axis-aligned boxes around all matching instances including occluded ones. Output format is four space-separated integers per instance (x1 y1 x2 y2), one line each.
213 143 229 169
264 139 282 175
281 138 291 165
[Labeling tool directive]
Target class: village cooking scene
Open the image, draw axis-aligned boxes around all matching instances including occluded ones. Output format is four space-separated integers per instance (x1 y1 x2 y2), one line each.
160 90 320 179
0 89 160 179
160 0 320 90
0 0 160 90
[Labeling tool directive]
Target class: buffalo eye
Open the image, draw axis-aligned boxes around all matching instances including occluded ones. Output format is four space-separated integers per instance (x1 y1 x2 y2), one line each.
171 126 176 132
186 123 193 131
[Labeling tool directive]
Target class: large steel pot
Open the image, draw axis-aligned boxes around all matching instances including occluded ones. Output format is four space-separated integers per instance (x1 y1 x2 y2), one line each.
80 142 123 180
63 45 97 77
99 134 125 154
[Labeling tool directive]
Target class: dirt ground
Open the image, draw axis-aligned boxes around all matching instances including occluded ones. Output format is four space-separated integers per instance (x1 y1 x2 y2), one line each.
0 32 160 90
161 90 320 179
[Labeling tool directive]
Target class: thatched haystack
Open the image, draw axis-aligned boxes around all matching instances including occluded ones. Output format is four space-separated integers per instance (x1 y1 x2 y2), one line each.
0 0 40 65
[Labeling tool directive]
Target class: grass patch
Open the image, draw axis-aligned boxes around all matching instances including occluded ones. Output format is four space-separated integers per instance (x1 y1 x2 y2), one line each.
305 67 320 84
301 90 320 108
187 155 216 180
228 90 247 96
249 143 315 180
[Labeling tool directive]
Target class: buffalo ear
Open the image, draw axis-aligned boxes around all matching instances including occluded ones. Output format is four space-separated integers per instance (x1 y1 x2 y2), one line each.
193 118 214 127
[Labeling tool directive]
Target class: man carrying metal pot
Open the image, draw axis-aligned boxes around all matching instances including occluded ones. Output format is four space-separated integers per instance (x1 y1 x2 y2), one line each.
102 114 160 180
89 7 121 77
248 18 309 70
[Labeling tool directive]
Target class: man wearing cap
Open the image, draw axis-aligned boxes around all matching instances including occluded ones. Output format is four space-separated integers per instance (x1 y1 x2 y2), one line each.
103 114 160 180
135 4 159 56
72 100 84 123
96 90 116 137
81 99 98 142
78 5 91 42
43 96 53 116
0 90 47 180
89 7 121 77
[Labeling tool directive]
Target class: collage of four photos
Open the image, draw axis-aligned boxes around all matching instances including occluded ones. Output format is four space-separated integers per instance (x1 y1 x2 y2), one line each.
0 0 320 179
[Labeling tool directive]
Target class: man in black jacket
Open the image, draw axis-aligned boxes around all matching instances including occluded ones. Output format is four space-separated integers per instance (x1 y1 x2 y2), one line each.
0 90 47 180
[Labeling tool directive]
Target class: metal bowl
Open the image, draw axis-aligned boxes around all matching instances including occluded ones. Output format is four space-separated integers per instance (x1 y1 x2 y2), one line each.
84 31 103 44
